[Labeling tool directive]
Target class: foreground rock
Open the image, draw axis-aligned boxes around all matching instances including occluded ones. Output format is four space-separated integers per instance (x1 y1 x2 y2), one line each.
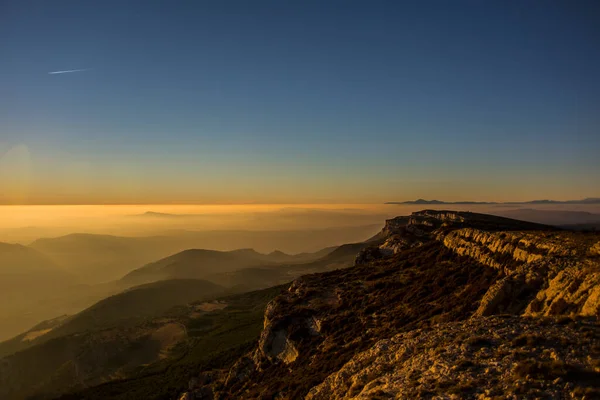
307 316 600 399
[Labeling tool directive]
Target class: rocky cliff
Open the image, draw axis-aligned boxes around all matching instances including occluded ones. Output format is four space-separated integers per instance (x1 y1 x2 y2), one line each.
180 211 600 399
307 316 600 399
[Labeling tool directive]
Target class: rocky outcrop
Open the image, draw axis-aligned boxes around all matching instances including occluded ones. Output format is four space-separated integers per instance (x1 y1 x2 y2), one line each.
441 229 542 270
441 228 594 271
194 240 503 398
591 241 600 256
473 272 544 316
525 265 600 317
252 280 326 368
380 216 410 236
356 210 553 267
181 210 600 400
409 210 552 232
306 316 600 399
256 327 299 364
439 227 600 318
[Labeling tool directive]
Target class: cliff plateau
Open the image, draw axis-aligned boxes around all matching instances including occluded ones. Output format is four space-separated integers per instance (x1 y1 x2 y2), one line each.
177 210 599 399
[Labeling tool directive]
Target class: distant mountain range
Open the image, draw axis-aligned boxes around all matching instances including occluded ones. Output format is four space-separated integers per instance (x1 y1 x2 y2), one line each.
133 211 195 218
386 197 600 205
121 247 331 286
0 240 365 400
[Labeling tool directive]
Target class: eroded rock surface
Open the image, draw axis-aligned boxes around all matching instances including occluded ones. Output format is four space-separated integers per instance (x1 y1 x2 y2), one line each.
307 316 600 399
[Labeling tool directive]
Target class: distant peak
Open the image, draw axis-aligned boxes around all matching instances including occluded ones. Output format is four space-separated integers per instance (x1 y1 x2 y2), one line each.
136 211 189 218
230 248 262 255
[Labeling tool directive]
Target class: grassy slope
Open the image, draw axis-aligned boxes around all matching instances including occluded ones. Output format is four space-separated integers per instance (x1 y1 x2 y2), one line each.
55 285 285 400
48 279 225 337
0 279 225 358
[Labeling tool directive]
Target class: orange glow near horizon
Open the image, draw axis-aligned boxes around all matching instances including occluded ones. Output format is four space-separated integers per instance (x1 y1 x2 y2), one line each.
0 203 395 242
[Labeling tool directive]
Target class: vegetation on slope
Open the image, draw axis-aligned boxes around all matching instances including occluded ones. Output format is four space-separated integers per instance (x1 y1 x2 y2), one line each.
220 243 503 399
55 285 285 400
0 279 224 358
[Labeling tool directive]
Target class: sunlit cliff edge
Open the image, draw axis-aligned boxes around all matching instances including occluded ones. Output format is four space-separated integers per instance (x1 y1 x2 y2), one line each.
180 210 600 399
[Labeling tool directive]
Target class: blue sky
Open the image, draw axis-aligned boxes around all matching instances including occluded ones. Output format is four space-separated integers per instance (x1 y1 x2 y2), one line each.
1 0 599 204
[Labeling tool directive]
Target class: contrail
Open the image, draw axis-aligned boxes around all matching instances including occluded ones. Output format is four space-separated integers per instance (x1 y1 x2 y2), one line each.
48 69 88 75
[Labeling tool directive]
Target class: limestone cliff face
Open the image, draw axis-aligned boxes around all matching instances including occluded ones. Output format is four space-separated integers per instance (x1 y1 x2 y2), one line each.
441 228 592 271
356 210 552 266
441 229 541 270
525 266 600 317
439 227 600 317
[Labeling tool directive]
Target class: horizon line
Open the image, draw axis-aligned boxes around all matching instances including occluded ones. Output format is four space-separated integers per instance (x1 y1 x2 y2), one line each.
1 197 599 207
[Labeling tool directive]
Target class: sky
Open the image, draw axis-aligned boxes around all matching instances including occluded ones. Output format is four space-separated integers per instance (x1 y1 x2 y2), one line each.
1 0 599 204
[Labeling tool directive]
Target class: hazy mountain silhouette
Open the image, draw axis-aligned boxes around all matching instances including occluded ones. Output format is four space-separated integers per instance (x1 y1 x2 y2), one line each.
0 242 80 341
0 227 361 342
388 197 600 205
29 233 186 283
205 242 366 291
29 225 380 283
0 242 66 275
121 248 320 286
134 211 194 218
0 238 367 399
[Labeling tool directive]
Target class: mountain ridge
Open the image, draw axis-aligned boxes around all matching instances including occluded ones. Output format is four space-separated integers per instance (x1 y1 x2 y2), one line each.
387 197 600 205
121 247 332 286
179 210 600 399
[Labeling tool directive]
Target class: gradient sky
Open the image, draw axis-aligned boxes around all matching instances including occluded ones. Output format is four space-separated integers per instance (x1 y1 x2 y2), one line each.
1 0 599 204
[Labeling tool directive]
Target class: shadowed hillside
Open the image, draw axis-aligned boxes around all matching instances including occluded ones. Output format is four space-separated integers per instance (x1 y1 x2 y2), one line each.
0 242 78 340
0 285 285 400
0 279 224 358
54 286 286 400
0 239 369 399
121 248 307 286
